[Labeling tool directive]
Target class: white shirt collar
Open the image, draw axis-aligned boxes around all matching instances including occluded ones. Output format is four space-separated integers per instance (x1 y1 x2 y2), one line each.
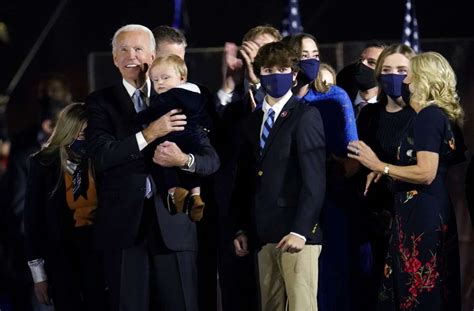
175 82 201 94
354 91 378 106
262 89 293 121
122 78 151 98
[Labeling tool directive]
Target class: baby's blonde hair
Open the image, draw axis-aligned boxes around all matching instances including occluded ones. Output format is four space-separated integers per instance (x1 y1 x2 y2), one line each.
149 54 188 80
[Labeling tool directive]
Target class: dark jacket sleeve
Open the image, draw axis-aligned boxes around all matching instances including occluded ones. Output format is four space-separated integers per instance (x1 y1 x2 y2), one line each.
193 130 220 176
357 103 377 143
85 92 144 173
136 91 176 126
230 121 254 235
24 155 48 261
292 107 326 237
135 104 164 126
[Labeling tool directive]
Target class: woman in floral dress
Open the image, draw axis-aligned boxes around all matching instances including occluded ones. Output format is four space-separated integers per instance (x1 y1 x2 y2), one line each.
347 51 463 310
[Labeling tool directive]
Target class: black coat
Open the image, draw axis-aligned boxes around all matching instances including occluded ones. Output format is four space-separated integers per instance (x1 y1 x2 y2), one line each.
232 96 326 246
24 151 75 262
85 83 220 251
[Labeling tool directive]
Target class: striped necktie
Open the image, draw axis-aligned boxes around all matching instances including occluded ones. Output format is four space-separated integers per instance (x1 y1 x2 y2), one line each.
132 89 146 112
260 108 275 151
132 88 153 198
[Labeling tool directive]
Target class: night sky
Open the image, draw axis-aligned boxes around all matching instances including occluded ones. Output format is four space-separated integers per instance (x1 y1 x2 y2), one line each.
0 0 473 131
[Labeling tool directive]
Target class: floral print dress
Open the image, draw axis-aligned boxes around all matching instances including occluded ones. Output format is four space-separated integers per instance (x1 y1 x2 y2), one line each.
377 105 461 311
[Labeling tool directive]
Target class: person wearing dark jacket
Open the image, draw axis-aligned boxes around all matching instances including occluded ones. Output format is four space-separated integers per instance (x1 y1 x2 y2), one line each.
232 42 325 311
24 103 106 311
85 24 219 311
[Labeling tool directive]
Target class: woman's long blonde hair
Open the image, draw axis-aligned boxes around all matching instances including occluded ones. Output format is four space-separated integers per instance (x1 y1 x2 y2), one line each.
316 62 337 91
410 52 464 126
41 103 87 172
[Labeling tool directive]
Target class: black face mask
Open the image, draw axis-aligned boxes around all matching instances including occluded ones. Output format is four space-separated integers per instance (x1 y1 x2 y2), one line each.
401 82 412 105
354 62 377 91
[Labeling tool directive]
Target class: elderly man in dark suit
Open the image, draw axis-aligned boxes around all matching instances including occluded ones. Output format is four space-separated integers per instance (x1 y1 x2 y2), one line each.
85 24 219 311
232 42 326 311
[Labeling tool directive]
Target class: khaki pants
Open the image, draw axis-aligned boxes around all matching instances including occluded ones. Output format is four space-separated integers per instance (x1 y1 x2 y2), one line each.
257 243 321 311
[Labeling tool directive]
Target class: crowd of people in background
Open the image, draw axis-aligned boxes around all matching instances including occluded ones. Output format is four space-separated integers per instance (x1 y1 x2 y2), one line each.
0 23 473 311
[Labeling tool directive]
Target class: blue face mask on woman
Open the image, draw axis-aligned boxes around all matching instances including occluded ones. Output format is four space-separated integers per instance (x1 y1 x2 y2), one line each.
297 59 320 84
260 72 294 98
379 74 407 100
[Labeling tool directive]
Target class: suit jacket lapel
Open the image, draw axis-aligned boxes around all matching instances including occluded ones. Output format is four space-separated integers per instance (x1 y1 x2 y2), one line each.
260 96 299 159
113 85 142 132
115 84 136 116
248 109 264 160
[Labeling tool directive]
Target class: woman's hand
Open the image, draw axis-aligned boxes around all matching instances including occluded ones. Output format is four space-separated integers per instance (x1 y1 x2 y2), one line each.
347 140 384 172
364 171 382 196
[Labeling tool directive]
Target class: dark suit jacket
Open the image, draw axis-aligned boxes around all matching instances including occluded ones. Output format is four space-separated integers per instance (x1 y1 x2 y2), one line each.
24 151 75 262
85 83 220 251
233 96 326 246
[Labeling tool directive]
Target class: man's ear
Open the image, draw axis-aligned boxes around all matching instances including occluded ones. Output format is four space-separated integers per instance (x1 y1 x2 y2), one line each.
112 54 119 68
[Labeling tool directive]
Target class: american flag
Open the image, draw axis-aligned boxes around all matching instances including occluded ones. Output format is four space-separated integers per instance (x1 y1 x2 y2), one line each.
402 0 420 53
281 0 303 37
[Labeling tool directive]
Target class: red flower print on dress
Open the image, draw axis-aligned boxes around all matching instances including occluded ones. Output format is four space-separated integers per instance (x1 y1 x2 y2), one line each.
396 216 441 310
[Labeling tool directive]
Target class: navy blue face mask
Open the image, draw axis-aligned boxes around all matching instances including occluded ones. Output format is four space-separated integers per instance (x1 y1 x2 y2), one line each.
379 74 407 100
260 73 294 98
297 59 320 84
401 81 412 105
68 139 87 158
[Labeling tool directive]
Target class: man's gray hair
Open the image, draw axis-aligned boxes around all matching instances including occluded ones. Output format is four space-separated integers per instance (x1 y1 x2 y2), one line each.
111 24 156 53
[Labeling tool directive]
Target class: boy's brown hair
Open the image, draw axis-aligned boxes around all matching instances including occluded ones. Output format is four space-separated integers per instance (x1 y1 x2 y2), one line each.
253 42 299 77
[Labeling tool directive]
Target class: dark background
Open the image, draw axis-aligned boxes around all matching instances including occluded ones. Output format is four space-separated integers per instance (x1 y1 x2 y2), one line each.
0 0 473 141
1 0 473 99
1 1 473 308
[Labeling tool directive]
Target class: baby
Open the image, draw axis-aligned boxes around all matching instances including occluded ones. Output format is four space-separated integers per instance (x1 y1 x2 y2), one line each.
137 55 210 221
